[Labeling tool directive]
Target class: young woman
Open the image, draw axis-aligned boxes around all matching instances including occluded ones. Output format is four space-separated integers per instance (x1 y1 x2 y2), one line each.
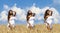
26 10 35 29
7 10 16 30
26 10 32 22
44 9 53 31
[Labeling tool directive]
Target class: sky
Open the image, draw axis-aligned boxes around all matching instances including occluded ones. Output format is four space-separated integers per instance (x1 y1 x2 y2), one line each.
0 0 60 25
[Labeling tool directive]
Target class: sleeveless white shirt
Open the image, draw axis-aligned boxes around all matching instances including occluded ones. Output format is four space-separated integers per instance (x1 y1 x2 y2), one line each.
46 16 53 25
9 16 16 25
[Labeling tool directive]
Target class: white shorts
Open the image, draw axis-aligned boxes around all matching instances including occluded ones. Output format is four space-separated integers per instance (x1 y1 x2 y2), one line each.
45 22 52 28
7 21 15 28
27 21 34 28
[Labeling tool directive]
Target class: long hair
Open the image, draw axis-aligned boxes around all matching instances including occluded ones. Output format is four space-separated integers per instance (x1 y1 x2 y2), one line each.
44 9 53 20
26 10 32 21
44 9 49 20
8 10 13 22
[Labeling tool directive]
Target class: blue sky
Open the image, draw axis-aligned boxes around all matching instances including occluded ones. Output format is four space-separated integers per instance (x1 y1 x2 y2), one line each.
0 0 60 25
0 0 60 12
0 0 57 11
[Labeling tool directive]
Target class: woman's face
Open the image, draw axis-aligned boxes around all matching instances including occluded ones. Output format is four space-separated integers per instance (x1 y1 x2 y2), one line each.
47 11 52 15
10 11 13 14
29 11 32 14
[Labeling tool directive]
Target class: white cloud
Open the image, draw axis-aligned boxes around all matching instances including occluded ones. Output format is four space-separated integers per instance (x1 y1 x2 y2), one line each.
27 4 60 24
41 7 50 14
50 8 60 23
27 4 42 20
30 5 41 14
0 4 26 22
28 3 41 14
40 7 60 24
4 4 9 10
11 4 26 21
0 4 10 22
0 3 60 24
0 11 7 21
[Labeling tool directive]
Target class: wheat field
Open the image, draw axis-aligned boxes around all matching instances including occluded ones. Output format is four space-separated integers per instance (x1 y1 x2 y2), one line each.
0 24 60 33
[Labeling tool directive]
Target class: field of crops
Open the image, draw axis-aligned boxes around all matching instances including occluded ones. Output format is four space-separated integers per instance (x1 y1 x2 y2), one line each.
0 24 60 33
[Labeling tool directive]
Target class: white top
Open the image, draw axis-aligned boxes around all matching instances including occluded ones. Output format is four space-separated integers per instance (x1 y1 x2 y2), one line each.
28 16 35 25
46 16 53 25
29 17 35 22
9 16 16 24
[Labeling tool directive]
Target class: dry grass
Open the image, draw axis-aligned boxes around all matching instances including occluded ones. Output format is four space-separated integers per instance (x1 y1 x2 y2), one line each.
0 24 60 33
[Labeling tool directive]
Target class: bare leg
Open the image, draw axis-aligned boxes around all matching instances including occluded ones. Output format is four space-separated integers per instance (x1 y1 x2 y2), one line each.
47 24 52 31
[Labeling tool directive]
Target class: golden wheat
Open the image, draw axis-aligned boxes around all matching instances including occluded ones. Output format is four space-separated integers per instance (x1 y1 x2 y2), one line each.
0 24 60 33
